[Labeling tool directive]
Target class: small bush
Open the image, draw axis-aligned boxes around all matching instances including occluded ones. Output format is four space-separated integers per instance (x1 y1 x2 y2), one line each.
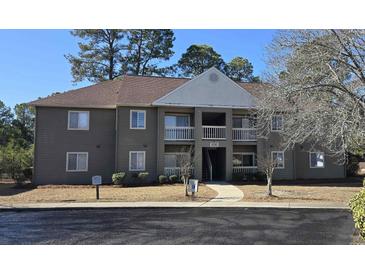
169 175 179 183
158 175 168 184
255 171 266 181
138 172 149 180
22 167 33 180
349 187 365 239
232 173 244 181
112 172 126 185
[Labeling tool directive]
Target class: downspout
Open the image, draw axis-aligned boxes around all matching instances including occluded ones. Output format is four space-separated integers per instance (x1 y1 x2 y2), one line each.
114 106 119 172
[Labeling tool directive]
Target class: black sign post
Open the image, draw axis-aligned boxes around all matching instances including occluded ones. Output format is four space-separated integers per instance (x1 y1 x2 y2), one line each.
92 176 102 200
96 185 100 200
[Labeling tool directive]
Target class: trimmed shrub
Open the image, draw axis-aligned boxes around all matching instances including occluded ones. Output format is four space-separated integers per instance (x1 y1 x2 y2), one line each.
254 171 266 181
138 172 149 180
158 175 168 184
169 174 179 183
349 187 365 239
232 172 244 182
112 172 126 185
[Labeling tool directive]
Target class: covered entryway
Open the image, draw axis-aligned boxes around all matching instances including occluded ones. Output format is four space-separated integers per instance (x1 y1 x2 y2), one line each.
202 147 226 181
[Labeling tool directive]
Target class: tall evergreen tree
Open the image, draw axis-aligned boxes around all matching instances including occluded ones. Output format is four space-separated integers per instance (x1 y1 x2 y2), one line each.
0 100 14 146
65 29 126 83
176 45 225 77
12 103 35 146
125 29 175 76
225 57 260 82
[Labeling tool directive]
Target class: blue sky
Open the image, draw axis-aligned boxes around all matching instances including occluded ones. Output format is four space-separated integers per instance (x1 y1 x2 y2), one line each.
0 29 276 109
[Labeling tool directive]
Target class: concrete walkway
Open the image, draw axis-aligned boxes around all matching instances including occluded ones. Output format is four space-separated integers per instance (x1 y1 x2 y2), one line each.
204 181 244 205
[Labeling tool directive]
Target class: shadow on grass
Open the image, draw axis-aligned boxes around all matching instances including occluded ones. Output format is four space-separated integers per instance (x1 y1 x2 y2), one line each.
0 182 36 197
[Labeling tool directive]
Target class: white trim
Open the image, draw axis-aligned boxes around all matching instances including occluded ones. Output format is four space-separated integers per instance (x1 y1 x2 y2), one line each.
271 115 284 132
152 67 257 108
309 151 325 168
271 151 285 169
129 151 146 171
130 110 146 129
67 110 90 130
66 152 88 172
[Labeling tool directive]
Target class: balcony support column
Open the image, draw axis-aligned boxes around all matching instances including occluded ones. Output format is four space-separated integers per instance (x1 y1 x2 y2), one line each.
157 107 165 176
194 108 203 181
225 109 233 181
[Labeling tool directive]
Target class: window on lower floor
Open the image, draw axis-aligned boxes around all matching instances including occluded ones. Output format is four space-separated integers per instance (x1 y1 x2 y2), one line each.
271 151 285 168
232 153 257 167
310 152 325 168
129 151 146 171
164 153 191 167
66 152 88 172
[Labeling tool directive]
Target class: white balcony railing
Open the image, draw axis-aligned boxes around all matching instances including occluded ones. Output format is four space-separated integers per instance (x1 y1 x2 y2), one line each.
202 126 226 140
232 128 257 141
164 167 194 177
232 166 258 174
164 127 195 140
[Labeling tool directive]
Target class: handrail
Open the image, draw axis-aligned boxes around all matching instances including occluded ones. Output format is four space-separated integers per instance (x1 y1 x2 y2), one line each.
204 149 213 181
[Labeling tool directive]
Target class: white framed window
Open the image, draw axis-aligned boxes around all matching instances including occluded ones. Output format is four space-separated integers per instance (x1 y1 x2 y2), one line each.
233 115 256 129
271 115 283 131
164 152 191 167
309 152 325 168
68 111 89 130
129 151 146 171
232 152 257 167
130 110 146 129
271 151 285 169
66 152 88 172
165 114 190 127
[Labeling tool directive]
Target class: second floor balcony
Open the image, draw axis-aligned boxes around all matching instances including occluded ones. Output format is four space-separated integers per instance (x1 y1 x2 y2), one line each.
164 126 195 140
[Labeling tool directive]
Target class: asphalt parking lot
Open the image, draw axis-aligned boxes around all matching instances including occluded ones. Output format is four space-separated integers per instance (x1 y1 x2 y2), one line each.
0 207 355 244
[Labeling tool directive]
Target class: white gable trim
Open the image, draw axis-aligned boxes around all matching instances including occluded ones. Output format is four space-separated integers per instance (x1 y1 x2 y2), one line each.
152 67 258 109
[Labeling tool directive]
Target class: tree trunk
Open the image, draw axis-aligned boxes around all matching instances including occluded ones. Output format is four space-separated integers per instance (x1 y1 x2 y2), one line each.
183 176 189 196
267 174 272 196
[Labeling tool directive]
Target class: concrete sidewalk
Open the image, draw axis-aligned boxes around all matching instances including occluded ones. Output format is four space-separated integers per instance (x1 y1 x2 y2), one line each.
205 181 244 204
0 201 349 209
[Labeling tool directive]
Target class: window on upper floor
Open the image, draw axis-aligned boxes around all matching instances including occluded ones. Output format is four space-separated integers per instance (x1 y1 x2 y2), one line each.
129 151 146 171
165 115 190 127
271 151 285 169
130 110 146 129
68 111 89 130
309 152 325 168
233 115 256 129
66 152 88 172
271 115 283 131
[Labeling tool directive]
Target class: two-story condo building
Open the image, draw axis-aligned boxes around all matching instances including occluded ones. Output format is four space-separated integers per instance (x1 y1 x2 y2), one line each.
29 67 346 184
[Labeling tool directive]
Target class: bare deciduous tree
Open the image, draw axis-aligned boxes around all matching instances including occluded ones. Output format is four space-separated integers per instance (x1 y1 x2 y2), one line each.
175 146 195 196
258 30 365 162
